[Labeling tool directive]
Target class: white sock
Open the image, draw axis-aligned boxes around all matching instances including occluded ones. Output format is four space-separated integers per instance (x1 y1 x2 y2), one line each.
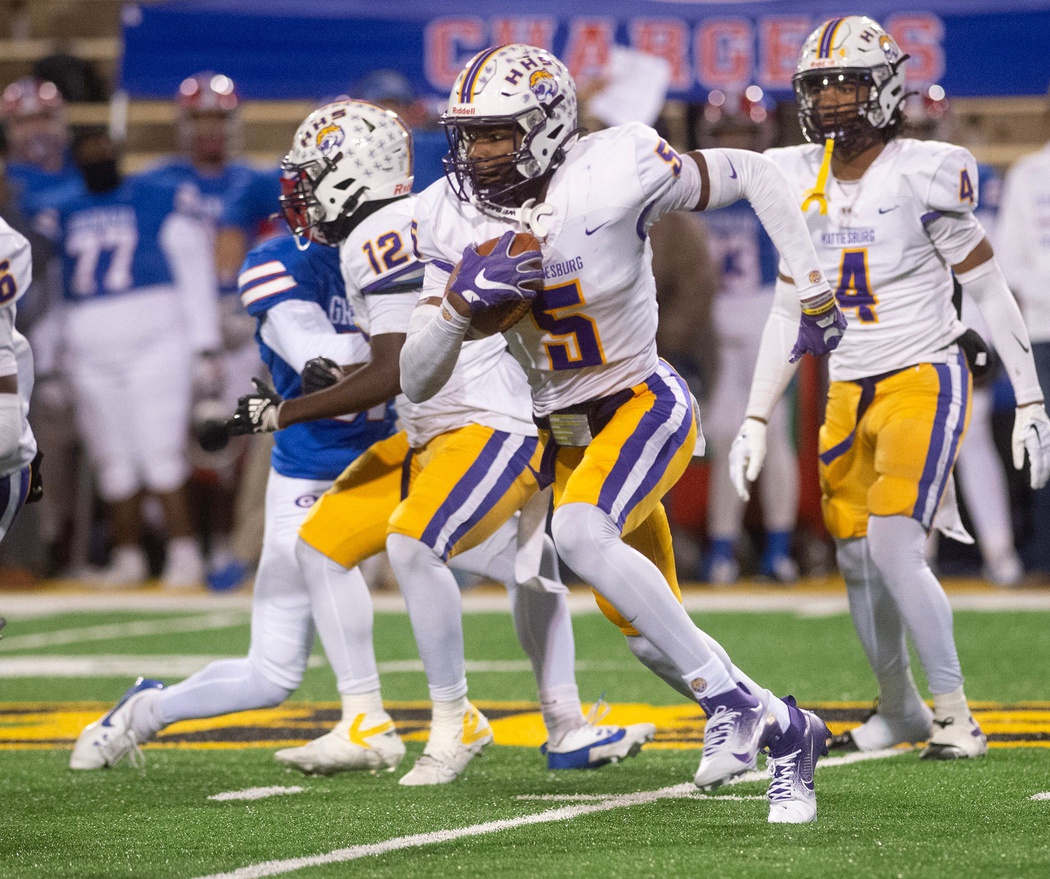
340 690 385 722
931 684 971 718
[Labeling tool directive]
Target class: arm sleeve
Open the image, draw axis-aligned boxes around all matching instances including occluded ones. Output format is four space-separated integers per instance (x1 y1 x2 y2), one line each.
632 125 703 235
744 277 803 421
698 148 830 303
957 257 1043 405
399 296 470 403
259 298 371 373
160 211 222 353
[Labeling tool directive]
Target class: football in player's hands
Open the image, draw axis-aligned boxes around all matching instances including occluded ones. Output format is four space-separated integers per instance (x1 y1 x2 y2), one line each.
447 231 544 339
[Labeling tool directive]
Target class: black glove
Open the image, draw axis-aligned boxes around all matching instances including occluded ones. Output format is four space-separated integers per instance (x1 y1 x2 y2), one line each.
226 378 284 435
26 449 43 504
301 356 342 394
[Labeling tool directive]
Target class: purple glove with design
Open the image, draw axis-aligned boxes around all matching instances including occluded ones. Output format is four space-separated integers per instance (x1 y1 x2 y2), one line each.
448 230 543 314
790 294 847 363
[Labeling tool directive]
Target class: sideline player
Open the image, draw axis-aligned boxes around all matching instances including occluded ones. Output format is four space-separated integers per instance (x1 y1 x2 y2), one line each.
699 92 799 585
227 100 655 785
49 129 220 587
728 17 1050 758
70 227 401 771
398 44 844 822
0 219 41 542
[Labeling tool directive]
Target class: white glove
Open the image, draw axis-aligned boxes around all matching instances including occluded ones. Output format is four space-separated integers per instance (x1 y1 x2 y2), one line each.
1012 402 1050 490
728 417 767 502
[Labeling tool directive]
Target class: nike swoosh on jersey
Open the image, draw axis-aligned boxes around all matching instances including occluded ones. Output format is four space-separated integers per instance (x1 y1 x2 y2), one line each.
585 220 611 235
878 206 899 214
1013 332 1031 353
727 156 738 179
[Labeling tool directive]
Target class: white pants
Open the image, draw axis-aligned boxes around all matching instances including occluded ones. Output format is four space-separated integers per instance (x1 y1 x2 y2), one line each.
65 290 192 501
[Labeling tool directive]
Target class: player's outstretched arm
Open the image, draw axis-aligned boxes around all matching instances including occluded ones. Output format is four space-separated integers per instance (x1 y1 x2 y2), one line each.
955 238 1050 489
399 296 470 403
687 148 845 359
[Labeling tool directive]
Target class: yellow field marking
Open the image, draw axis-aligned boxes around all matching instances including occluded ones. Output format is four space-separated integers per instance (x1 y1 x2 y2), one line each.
2 700 1048 751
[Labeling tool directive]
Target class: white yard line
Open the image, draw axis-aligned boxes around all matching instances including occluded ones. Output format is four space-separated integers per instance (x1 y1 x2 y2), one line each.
4 584 1050 619
0 611 249 649
191 749 901 879
1030 792 1050 801
0 654 323 678
209 786 305 802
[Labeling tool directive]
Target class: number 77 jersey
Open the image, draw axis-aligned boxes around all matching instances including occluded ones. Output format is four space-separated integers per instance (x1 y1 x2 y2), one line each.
413 123 703 417
764 138 986 382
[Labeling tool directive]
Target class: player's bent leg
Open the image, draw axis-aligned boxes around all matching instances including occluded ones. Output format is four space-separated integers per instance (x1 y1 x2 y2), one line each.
551 502 774 790
831 536 932 752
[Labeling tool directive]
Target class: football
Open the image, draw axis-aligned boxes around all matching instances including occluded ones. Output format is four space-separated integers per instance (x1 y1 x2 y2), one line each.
454 231 543 339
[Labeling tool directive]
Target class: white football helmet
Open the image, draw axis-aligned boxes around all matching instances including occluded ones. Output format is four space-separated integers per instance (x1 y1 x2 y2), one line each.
442 44 579 211
280 99 414 246
793 16 909 156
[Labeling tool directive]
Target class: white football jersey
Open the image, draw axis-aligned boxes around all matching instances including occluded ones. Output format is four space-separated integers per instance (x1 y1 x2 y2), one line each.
766 138 986 381
341 196 535 446
414 123 700 417
0 218 37 476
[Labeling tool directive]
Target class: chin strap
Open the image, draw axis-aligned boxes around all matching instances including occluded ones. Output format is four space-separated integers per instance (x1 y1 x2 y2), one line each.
469 195 557 241
800 136 835 215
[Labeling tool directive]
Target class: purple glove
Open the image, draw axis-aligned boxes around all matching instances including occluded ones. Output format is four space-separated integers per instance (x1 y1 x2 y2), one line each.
790 300 847 363
449 230 543 314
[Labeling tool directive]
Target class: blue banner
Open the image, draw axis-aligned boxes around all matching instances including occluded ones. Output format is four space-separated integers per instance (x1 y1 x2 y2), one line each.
120 1 1050 100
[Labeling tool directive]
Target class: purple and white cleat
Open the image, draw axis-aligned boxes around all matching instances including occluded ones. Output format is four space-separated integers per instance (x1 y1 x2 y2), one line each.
766 696 830 824
693 685 777 791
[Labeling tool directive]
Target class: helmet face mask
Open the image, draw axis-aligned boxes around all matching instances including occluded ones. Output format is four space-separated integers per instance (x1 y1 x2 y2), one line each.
281 100 414 246
177 72 241 166
442 45 579 213
792 16 908 159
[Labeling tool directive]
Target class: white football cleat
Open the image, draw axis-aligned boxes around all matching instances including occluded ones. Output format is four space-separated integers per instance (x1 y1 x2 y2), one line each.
275 712 405 775
542 722 656 769
920 711 988 760
766 698 829 824
69 678 163 770
399 702 493 786
829 702 933 752
694 688 776 791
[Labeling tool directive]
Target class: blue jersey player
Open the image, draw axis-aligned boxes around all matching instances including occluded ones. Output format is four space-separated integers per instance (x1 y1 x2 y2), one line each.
50 129 221 588
70 231 402 772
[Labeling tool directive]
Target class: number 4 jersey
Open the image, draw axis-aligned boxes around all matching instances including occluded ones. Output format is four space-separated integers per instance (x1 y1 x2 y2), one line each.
765 137 987 382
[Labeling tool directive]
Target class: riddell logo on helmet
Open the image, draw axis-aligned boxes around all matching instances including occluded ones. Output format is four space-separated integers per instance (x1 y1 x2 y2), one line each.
451 106 476 116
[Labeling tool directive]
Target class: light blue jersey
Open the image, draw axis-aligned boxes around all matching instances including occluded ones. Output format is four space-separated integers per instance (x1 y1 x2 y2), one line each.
239 235 396 480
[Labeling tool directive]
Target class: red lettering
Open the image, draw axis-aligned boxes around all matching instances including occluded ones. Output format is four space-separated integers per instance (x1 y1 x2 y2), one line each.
695 19 753 90
563 19 614 84
630 19 691 90
424 17 486 91
758 17 811 89
887 13 945 86
491 17 556 50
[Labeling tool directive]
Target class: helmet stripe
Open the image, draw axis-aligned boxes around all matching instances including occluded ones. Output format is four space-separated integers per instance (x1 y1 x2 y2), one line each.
459 46 503 104
819 18 844 58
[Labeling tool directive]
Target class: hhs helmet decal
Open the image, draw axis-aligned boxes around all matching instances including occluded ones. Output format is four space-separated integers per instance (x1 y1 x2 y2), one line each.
315 123 344 155
529 69 558 103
